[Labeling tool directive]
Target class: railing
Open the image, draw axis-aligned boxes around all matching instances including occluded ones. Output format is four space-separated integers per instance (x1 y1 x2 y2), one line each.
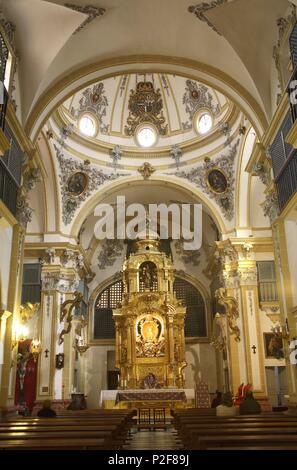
0 159 18 216
275 150 297 210
258 281 278 302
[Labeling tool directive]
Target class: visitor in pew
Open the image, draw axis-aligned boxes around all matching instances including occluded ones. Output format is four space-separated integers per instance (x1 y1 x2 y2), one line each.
239 390 261 415
37 400 57 418
216 392 237 417
211 390 222 408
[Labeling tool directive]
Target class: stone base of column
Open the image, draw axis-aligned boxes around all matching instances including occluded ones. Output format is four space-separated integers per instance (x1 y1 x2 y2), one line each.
0 406 19 421
31 399 71 416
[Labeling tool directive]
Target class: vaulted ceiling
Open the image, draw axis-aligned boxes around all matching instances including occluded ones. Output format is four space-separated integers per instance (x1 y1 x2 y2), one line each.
1 0 291 129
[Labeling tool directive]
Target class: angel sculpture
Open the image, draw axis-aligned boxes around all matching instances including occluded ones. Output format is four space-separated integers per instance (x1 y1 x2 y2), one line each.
215 288 241 342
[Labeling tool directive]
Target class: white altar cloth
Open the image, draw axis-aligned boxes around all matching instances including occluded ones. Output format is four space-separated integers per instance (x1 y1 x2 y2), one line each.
99 388 195 407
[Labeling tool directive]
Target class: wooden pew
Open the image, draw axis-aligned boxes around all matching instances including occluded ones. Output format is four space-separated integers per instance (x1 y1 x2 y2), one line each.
0 409 134 450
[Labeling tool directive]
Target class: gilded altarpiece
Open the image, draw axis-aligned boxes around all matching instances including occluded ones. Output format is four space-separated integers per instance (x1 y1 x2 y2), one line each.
113 238 186 389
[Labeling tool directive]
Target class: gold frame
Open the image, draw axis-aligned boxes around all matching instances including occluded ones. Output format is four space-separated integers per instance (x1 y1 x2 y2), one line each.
206 166 229 195
66 171 89 198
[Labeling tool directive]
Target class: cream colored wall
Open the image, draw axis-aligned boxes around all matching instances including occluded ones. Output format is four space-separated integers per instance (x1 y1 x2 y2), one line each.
85 345 115 408
184 343 217 393
0 223 13 310
250 178 271 228
284 220 297 307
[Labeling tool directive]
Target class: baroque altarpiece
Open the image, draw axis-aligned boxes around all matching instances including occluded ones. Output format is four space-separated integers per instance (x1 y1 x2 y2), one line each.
113 236 187 389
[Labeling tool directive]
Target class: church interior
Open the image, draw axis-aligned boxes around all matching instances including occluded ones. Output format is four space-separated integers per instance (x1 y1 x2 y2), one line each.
1 0 297 452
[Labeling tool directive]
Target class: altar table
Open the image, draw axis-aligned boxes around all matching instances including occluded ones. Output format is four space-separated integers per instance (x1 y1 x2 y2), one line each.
100 389 194 408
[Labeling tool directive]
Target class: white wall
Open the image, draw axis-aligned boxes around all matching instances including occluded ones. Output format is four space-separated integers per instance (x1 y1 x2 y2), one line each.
285 220 297 307
183 343 217 392
0 222 13 310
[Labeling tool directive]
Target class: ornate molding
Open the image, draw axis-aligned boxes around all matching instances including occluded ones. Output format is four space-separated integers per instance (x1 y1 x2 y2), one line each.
98 239 124 269
170 145 182 169
138 162 156 180
252 162 271 186
273 3 296 95
0 9 16 51
182 80 220 129
64 4 106 34
54 145 123 225
262 190 280 224
215 287 240 342
124 80 167 136
176 140 239 220
59 292 84 345
110 145 122 171
174 239 201 266
188 1 230 36
70 82 109 132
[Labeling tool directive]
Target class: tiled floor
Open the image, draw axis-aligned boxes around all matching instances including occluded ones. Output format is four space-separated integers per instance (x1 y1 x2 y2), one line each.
124 427 183 450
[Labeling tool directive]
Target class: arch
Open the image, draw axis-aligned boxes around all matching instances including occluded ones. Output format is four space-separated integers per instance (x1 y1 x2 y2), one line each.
69 175 228 239
25 56 268 143
90 272 210 343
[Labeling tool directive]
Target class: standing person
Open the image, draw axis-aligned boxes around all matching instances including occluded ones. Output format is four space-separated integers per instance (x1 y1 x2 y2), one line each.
239 390 261 415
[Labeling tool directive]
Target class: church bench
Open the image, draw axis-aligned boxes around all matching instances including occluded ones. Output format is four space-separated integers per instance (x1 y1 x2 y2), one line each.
187 427 297 450
197 434 297 450
207 446 297 450
0 437 109 450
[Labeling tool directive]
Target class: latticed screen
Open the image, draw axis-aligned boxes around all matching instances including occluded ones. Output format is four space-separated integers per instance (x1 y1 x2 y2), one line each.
94 281 123 339
93 277 206 339
173 278 207 337
22 263 41 304
257 261 278 302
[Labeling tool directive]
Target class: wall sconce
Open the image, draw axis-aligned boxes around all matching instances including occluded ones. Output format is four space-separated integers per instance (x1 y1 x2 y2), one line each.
74 337 89 356
11 323 29 349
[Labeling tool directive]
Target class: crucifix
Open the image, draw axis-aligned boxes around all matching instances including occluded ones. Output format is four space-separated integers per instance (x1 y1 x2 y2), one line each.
252 345 257 354
44 349 49 358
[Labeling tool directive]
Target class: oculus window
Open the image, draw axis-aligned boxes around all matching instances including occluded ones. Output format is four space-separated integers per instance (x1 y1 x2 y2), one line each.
195 111 213 135
78 113 98 137
135 124 158 148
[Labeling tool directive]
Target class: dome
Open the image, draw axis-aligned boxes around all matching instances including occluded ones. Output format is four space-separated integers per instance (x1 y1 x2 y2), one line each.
52 72 233 154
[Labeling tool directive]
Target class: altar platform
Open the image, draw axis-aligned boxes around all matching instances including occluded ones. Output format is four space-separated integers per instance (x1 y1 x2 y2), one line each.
99 389 195 410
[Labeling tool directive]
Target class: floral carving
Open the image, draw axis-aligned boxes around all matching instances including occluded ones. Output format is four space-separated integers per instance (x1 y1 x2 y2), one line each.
98 239 124 269
125 81 167 136
174 239 201 266
70 82 109 133
188 1 230 36
64 4 106 34
176 140 239 220
182 80 220 129
54 145 123 225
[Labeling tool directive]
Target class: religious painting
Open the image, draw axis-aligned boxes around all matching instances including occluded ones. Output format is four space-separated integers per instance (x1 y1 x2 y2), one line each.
66 172 88 196
206 168 228 194
55 353 65 369
264 333 284 359
136 314 165 358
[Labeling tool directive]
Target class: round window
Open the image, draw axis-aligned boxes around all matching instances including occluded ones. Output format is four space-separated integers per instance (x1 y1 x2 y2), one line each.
78 113 98 137
196 112 213 135
136 125 158 148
